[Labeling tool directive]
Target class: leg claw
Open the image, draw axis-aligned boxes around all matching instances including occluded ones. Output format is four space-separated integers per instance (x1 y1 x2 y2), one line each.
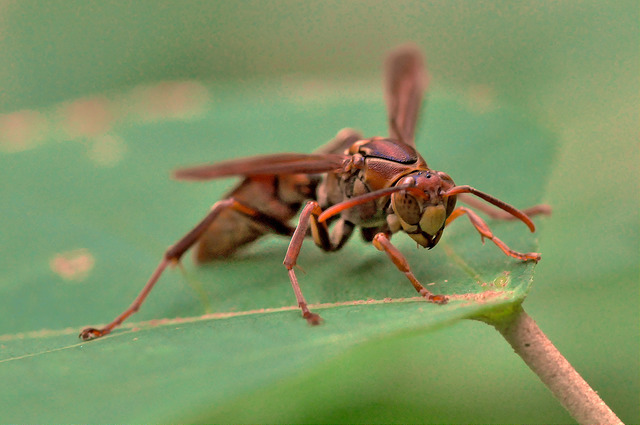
428 294 449 305
303 312 323 326
79 327 108 340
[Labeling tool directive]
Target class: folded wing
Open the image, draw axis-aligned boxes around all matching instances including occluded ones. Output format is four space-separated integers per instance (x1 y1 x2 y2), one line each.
173 153 348 180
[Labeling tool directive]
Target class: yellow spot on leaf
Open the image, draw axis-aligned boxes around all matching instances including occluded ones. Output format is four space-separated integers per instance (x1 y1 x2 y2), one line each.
64 97 113 138
134 81 209 121
49 249 95 281
0 110 47 152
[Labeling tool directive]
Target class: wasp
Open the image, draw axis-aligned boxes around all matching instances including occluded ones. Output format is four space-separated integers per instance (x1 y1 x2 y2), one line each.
80 45 550 340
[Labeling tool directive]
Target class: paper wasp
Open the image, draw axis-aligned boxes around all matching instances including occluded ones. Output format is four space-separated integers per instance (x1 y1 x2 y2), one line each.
80 45 550 340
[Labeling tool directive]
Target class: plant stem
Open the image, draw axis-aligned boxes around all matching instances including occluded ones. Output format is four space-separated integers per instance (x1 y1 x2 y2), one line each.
485 305 623 425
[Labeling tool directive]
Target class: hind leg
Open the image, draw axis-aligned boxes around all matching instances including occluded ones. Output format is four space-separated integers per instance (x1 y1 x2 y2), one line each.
79 198 293 340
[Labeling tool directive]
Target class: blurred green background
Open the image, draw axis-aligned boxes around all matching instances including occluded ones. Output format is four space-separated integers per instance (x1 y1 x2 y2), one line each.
1 1 637 423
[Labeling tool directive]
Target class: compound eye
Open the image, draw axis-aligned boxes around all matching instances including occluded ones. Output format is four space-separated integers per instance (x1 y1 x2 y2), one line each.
437 171 455 186
393 191 421 225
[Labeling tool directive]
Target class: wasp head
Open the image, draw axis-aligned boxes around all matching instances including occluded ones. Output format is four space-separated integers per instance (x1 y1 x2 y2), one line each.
389 170 456 248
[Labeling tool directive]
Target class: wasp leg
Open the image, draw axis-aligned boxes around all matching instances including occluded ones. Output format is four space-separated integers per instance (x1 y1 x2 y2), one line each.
283 201 355 325
283 202 324 325
445 206 541 262
458 193 551 221
372 233 448 304
79 198 261 340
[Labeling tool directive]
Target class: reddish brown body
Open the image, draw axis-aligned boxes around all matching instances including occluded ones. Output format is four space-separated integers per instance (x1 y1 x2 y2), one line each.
79 45 550 340
194 175 303 262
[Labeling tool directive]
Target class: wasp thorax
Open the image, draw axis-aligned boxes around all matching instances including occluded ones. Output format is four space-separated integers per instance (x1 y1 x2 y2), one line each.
390 171 454 248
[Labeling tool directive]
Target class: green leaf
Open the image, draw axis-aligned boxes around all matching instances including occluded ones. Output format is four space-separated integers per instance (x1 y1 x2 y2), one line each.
0 80 554 423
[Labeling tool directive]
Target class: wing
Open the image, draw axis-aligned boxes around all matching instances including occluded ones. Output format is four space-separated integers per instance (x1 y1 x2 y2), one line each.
384 44 429 148
314 128 363 155
173 153 348 181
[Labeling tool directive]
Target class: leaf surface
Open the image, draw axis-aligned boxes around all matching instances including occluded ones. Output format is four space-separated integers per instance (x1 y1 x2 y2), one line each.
0 82 555 423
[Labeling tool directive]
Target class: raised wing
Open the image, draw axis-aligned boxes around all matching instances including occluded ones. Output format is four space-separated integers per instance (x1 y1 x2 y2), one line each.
384 44 429 148
173 153 348 181
314 128 362 155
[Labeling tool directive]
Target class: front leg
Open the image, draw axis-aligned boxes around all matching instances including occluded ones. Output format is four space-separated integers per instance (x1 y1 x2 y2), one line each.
372 232 448 304
445 206 541 262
